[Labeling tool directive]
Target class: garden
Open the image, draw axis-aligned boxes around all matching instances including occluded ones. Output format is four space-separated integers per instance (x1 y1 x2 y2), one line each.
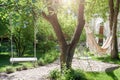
0 0 120 80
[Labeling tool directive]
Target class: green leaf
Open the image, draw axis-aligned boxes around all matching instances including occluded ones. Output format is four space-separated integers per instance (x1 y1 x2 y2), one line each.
15 0 19 3
32 0 36 3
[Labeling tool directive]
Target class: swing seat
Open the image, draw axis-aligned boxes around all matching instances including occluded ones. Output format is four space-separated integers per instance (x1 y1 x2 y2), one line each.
10 57 37 63
80 56 91 60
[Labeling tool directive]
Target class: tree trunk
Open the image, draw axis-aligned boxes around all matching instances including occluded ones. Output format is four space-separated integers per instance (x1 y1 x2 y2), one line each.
66 0 85 68
109 0 119 59
98 25 104 46
42 0 85 71
111 31 118 59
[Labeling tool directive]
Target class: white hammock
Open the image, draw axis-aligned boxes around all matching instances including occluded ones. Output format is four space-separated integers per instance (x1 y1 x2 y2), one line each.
84 24 112 54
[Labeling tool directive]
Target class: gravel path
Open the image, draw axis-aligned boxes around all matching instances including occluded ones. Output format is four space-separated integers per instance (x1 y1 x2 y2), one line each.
0 58 119 80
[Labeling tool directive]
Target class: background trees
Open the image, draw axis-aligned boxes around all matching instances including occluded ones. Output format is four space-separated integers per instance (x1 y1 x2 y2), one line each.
0 0 57 56
0 0 120 73
85 0 120 59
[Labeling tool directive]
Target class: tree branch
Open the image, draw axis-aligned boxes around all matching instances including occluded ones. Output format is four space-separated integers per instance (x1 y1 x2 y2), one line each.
41 0 67 54
70 0 85 49
0 4 6 7
41 12 50 21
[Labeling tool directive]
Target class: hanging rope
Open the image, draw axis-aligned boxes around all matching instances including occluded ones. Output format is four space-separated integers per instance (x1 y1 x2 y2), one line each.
31 5 38 58
34 21 37 58
9 12 14 59
9 7 38 63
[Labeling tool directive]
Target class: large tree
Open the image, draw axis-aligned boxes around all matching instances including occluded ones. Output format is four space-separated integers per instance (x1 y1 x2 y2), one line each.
109 0 120 59
42 0 85 70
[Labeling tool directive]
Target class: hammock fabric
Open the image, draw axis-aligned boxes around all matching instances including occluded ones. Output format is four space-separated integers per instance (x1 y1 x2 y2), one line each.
84 24 112 55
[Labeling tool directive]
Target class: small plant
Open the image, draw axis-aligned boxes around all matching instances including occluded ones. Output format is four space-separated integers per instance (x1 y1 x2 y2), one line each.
44 50 59 64
49 69 60 80
62 69 87 80
38 50 59 66
33 62 38 68
16 67 23 71
6 67 15 74
38 58 45 66
49 68 87 80
22 65 28 70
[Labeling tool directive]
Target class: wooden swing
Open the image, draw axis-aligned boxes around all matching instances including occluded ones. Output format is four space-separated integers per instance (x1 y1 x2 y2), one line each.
9 13 37 64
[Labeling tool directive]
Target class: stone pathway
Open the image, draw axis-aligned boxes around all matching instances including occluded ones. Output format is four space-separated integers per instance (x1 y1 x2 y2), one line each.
0 58 119 80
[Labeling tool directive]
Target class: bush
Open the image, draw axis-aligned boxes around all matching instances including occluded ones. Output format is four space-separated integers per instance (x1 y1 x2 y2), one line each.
62 69 87 80
44 50 59 63
16 67 23 71
22 65 28 70
49 69 60 80
37 41 56 53
49 69 87 80
38 50 59 65
6 67 15 74
38 58 45 66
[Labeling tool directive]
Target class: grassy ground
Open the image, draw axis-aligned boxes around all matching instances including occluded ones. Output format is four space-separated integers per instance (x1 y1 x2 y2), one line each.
74 50 120 80
84 53 120 80
49 67 120 80
0 41 59 73
85 68 120 80
0 52 35 72
0 50 59 73
92 53 120 64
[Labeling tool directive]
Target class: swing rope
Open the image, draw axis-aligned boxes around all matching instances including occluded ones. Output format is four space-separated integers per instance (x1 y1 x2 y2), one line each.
9 11 38 63
9 13 14 59
34 22 37 58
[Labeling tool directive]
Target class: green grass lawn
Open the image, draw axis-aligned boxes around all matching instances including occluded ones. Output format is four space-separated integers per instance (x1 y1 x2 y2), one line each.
0 52 36 72
85 68 120 80
1 48 120 80
0 49 59 73
84 53 120 80
49 67 120 80
75 51 120 80
92 53 120 64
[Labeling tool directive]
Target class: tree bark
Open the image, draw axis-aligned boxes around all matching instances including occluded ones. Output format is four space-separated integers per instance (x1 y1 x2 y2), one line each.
109 0 119 59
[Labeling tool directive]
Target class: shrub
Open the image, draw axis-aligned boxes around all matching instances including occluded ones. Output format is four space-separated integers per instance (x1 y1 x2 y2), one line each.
22 65 28 70
37 41 56 53
32 62 38 68
38 58 45 66
16 67 23 71
6 67 15 74
62 69 87 80
44 50 59 64
38 50 59 66
49 69 60 80
49 69 87 80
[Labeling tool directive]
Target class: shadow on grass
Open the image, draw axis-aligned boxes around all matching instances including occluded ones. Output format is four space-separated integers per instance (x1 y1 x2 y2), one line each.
0 54 11 66
105 66 120 80
96 56 120 64
0 54 23 70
